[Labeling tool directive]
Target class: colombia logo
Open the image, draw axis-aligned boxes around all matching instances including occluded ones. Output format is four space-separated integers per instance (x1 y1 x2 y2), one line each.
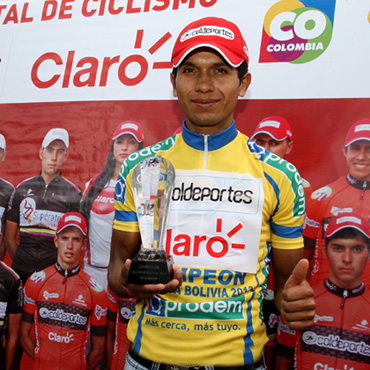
259 0 336 64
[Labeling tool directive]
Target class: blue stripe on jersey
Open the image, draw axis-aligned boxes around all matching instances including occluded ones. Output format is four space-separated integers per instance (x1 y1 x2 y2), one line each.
182 121 238 151
243 288 256 364
271 223 303 239
263 172 280 216
115 210 137 222
132 302 146 354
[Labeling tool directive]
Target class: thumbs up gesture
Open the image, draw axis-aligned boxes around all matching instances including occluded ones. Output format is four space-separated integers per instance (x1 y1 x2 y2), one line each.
280 259 316 330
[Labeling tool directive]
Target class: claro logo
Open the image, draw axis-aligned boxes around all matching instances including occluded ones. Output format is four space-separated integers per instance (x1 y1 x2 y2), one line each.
259 0 336 64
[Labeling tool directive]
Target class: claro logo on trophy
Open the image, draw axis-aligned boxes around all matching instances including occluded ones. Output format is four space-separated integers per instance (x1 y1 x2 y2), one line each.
127 156 175 284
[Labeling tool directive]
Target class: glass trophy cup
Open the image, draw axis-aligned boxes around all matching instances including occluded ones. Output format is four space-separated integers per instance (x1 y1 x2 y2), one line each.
127 156 175 284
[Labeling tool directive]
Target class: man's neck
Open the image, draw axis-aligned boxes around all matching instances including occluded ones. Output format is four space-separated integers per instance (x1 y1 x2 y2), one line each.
41 172 60 185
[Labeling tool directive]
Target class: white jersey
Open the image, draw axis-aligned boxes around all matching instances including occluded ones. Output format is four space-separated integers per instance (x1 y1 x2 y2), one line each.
84 177 117 268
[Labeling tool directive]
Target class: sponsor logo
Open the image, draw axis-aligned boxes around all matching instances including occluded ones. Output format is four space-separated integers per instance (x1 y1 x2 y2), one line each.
314 315 333 323
353 320 370 331
95 304 108 320
330 206 353 217
120 307 133 320
166 218 246 259
172 182 253 204
313 363 355 370
181 26 235 42
20 197 36 225
30 271 46 284
48 331 74 344
88 278 103 292
91 186 115 215
43 291 59 300
72 294 87 307
147 295 245 321
312 186 333 201
304 216 321 229
302 331 370 356
24 292 36 306
259 0 336 64
39 307 88 325
262 152 305 216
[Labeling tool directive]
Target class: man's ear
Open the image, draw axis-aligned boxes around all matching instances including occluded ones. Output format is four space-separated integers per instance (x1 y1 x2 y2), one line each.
285 140 294 155
170 73 177 98
54 235 58 248
39 148 44 160
239 73 251 98
342 145 348 158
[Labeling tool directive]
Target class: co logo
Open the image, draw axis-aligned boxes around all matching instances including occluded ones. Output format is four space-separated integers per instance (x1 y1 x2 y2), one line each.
270 10 327 41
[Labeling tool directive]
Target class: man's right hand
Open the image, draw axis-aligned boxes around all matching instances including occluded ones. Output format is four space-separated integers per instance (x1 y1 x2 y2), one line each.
121 259 183 299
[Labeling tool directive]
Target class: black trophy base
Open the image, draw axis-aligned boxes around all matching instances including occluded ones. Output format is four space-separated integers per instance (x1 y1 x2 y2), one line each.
127 258 171 284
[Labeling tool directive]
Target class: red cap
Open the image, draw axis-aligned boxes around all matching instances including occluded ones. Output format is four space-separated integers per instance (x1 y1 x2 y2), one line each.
171 17 249 68
251 116 293 141
325 214 370 240
344 118 370 146
112 121 144 142
56 212 87 236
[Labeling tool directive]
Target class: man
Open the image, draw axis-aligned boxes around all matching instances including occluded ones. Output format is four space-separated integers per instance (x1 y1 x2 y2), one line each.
294 214 370 369
251 117 312 368
0 134 14 261
19 212 107 370
0 226 23 370
5 128 81 283
108 17 315 369
304 118 370 285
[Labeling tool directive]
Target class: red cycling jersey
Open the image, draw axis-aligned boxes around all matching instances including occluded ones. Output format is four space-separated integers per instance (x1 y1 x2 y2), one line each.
22 263 107 370
304 174 370 285
295 279 370 370
107 288 135 370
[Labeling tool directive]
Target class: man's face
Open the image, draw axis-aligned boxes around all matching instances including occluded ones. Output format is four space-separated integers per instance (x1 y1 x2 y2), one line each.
253 134 293 158
171 49 251 135
39 140 68 178
55 226 86 268
343 140 370 181
326 236 369 289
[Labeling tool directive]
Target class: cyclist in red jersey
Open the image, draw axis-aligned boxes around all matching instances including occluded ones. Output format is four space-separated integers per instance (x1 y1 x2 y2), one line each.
251 116 312 369
277 214 370 369
19 212 107 370
106 287 135 369
304 118 370 286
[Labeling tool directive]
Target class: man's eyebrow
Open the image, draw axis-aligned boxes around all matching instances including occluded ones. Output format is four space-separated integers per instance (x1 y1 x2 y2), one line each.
180 61 230 68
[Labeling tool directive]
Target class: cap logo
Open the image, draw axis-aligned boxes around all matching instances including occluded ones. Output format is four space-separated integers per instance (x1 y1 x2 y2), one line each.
65 215 81 223
260 120 281 129
121 123 138 131
180 26 235 43
354 124 370 133
336 216 361 225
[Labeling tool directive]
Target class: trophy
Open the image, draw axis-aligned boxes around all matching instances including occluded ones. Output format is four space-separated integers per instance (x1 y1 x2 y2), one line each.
127 156 175 284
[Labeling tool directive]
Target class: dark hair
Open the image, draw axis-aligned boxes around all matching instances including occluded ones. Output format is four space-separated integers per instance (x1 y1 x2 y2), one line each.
80 139 144 225
326 228 370 250
172 60 249 85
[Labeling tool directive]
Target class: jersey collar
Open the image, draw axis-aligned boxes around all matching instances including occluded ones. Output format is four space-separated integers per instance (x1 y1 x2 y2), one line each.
55 262 80 279
346 173 370 190
325 278 365 298
181 120 238 151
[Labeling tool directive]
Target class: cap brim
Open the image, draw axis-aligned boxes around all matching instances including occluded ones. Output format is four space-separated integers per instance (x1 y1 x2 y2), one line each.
251 130 287 141
57 224 87 236
345 137 370 147
112 132 142 142
173 43 244 68
326 225 370 239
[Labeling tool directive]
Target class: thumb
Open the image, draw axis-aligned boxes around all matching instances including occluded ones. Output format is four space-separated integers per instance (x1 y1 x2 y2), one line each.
284 259 309 289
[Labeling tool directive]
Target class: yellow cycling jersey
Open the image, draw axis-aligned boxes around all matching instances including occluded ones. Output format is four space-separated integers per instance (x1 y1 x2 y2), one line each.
113 122 305 366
